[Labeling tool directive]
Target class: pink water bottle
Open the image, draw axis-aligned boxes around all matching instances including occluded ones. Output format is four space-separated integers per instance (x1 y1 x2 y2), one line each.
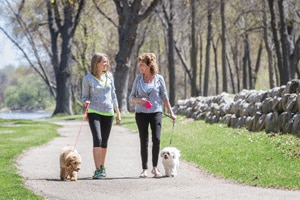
145 100 152 109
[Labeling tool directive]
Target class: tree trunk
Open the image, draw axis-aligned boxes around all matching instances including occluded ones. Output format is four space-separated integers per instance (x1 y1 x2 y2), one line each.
212 39 219 95
114 14 135 112
114 62 130 113
278 0 291 83
114 9 138 113
166 1 176 105
220 0 227 92
268 0 284 85
113 0 160 112
48 0 85 115
253 41 263 87
190 0 198 96
199 34 203 95
263 0 275 89
242 35 248 89
54 14 74 115
234 40 241 92
291 36 300 78
54 34 73 115
127 19 150 111
245 34 253 89
226 53 235 93
153 1 178 104
203 0 212 96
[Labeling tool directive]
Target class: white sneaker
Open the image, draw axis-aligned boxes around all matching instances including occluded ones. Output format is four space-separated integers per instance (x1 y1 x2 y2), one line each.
139 170 148 178
151 168 162 178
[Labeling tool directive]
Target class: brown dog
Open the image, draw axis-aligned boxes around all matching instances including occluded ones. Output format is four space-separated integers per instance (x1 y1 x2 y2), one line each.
60 146 82 181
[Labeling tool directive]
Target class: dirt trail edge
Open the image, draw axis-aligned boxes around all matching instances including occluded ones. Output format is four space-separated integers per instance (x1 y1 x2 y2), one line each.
17 120 300 200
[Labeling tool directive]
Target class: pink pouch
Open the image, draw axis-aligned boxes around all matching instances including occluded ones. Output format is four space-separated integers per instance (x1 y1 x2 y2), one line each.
145 101 152 109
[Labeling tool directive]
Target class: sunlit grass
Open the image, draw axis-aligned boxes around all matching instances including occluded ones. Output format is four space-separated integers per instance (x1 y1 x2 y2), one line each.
0 119 59 199
0 113 299 200
121 113 300 190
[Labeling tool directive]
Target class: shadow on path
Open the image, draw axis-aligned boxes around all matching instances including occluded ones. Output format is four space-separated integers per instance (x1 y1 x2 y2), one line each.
17 120 300 200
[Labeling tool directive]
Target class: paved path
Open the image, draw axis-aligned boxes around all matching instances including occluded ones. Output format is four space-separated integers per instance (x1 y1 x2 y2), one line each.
17 120 300 200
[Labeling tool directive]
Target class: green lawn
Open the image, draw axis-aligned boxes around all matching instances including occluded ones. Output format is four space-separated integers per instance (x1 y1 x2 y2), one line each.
0 113 299 200
0 119 59 200
122 113 300 190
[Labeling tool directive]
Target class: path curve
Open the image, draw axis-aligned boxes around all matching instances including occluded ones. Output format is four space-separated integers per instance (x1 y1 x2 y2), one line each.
17 120 300 200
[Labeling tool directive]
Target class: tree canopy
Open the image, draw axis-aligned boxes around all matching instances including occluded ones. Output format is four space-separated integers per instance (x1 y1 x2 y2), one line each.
1 0 300 114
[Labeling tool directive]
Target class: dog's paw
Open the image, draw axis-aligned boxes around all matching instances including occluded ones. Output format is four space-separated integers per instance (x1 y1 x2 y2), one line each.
70 173 77 181
70 175 77 181
165 173 171 177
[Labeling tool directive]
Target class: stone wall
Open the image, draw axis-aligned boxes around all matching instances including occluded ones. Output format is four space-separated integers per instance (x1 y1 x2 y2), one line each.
173 79 300 136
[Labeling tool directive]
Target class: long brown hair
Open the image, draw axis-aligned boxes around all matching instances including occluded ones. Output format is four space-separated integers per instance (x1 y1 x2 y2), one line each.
90 53 110 76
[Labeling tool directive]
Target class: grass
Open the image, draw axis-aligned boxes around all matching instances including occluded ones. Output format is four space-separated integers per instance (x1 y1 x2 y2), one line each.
0 119 59 200
121 113 300 190
0 113 299 200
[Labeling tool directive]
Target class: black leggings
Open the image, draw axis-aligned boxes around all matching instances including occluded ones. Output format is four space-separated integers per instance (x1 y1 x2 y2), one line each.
88 113 113 148
135 112 162 169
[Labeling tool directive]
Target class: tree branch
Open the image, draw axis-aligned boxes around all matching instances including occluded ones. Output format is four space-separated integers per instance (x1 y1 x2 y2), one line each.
93 0 118 28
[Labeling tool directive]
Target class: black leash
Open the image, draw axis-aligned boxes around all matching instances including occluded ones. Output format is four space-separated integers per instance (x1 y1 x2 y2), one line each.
164 113 175 145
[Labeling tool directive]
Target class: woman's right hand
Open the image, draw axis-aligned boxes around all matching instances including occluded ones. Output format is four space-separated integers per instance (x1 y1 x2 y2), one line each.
84 101 90 108
139 98 148 106
84 101 90 121
140 98 152 109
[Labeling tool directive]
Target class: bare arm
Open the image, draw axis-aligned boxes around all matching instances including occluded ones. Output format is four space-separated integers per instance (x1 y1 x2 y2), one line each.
162 99 176 122
114 106 121 124
132 97 149 106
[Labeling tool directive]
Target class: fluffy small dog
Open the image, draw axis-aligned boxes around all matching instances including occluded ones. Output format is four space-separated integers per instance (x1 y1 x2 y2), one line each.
160 147 180 177
60 146 82 181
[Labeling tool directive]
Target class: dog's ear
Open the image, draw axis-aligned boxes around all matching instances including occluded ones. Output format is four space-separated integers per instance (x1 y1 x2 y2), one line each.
66 155 74 166
171 152 176 159
66 157 71 167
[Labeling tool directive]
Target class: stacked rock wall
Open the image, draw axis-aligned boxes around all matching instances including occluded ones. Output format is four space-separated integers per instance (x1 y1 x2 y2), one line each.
173 79 300 136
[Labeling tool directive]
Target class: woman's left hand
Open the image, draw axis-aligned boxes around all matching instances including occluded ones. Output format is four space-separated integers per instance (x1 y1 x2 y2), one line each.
116 115 121 125
170 113 176 123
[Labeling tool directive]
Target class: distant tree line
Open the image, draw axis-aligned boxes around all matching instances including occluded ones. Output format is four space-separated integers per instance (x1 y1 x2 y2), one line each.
0 66 54 111
0 0 300 115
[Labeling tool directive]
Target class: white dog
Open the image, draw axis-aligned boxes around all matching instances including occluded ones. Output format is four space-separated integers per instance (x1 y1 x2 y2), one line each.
160 147 180 177
60 146 82 181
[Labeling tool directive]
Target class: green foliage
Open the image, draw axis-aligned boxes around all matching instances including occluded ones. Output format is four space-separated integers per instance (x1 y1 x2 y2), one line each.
121 113 300 190
0 66 15 108
4 73 54 111
0 119 59 199
0 114 299 200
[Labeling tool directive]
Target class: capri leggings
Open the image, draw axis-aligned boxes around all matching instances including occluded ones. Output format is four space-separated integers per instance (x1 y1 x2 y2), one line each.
135 112 162 169
88 113 113 148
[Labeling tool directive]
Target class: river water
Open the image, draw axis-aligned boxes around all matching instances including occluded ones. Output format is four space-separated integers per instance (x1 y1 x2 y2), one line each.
0 112 52 120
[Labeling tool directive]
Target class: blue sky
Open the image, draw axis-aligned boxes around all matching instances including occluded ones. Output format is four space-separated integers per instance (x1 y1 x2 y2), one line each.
0 32 21 69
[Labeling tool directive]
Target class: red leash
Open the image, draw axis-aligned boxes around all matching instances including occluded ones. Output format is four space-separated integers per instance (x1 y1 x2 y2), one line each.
73 102 89 150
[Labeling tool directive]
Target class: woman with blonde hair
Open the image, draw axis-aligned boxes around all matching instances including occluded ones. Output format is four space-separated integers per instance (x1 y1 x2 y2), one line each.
82 52 121 179
129 53 176 178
